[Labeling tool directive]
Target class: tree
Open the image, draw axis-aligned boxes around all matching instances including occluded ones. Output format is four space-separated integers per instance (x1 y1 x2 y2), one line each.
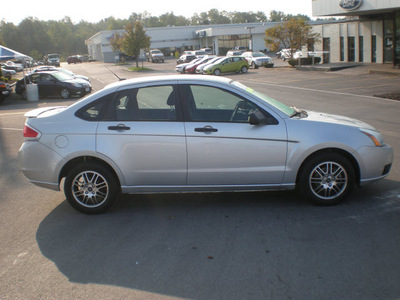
264 18 319 55
120 21 151 67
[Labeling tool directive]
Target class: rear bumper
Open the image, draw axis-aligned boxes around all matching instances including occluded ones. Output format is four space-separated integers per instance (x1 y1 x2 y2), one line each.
18 141 64 191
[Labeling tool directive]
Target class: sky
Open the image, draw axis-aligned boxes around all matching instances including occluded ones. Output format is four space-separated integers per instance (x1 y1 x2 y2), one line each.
2 0 313 25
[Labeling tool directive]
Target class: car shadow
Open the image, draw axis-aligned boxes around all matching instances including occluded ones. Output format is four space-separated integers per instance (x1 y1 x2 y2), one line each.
36 180 400 299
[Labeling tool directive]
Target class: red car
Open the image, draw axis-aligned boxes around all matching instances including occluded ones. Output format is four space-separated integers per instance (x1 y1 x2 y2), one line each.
184 56 216 74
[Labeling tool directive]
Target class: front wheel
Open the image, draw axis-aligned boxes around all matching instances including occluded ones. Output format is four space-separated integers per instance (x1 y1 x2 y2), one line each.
298 153 355 206
241 66 248 73
213 68 221 76
64 162 120 214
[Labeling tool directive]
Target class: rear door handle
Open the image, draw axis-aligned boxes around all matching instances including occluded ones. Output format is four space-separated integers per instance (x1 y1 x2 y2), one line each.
108 124 131 131
195 126 218 133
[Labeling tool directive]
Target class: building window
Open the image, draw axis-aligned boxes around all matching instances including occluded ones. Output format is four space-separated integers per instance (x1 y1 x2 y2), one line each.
348 37 355 62
372 35 377 63
359 36 364 62
383 14 394 63
396 11 400 66
340 37 344 61
323 38 330 64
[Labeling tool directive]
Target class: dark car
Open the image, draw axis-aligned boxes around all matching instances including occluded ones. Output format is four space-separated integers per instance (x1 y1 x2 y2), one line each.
67 55 83 64
16 71 92 99
0 80 12 104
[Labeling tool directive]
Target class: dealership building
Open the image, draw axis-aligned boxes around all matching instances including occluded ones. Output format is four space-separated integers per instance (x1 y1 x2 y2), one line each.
312 0 400 65
86 0 400 66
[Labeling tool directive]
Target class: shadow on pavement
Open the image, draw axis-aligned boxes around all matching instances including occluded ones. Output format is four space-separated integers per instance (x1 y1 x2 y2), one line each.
36 180 400 299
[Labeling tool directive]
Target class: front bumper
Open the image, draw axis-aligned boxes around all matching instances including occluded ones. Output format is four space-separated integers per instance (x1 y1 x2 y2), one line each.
357 144 394 186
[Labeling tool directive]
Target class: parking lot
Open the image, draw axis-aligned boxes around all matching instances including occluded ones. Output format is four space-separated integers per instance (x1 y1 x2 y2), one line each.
1 59 399 299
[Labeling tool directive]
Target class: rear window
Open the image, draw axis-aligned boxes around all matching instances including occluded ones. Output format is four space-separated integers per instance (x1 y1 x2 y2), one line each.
75 93 115 121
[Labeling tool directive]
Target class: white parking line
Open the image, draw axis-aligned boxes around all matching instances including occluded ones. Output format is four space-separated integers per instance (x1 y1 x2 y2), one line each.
0 127 23 131
0 112 27 116
240 79 400 103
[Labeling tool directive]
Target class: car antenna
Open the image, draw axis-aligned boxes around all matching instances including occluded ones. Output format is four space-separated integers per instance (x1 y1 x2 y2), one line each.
104 65 125 81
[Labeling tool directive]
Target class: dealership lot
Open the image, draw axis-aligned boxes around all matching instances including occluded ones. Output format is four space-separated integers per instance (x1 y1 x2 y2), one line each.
0 60 399 299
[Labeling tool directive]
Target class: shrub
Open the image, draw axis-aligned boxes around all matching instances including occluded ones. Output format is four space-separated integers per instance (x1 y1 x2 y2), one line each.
288 57 321 66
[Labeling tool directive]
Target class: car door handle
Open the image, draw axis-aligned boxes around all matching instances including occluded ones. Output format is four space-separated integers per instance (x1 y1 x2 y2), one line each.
108 124 131 131
195 126 218 133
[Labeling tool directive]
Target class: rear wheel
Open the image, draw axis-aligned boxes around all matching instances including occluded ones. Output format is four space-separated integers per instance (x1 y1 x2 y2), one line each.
60 88 70 99
298 152 355 206
64 162 120 214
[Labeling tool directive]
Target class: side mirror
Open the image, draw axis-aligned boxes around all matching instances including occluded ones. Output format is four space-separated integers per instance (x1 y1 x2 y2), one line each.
249 110 276 125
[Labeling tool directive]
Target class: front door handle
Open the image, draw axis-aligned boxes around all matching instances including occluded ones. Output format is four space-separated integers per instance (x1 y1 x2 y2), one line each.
195 126 218 133
108 124 131 131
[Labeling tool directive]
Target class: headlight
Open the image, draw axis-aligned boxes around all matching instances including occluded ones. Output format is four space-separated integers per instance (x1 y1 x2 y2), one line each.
360 128 384 147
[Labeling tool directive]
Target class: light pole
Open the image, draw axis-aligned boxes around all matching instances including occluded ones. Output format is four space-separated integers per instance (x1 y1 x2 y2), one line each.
245 26 255 51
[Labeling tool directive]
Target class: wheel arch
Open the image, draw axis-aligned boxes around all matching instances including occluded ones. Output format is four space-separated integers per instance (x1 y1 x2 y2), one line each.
296 148 361 186
59 156 121 187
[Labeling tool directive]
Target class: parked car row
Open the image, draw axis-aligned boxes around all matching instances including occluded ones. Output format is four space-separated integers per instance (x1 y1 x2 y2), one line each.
175 51 274 75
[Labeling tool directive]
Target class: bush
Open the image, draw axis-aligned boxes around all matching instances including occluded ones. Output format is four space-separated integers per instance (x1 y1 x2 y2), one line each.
288 57 321 66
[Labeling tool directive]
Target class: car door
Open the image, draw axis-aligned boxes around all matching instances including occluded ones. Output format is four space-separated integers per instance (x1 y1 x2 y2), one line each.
180 84 288 186
96 84 187 187
38 73 58 97
222 57 235 73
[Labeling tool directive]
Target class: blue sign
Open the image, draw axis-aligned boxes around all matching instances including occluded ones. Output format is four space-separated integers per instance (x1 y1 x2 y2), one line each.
339 0 362 10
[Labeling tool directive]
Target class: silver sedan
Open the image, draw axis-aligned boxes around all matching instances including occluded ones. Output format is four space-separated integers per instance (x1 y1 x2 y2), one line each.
18 75 393 213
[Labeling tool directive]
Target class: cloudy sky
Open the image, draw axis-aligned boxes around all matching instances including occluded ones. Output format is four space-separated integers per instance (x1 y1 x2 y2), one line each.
3 0 313 24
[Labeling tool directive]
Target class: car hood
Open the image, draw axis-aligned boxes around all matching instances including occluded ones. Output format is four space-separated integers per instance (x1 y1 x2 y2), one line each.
305 110 375 130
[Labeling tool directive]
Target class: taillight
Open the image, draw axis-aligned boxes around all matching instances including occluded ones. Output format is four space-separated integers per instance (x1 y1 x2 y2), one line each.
23 124 40 139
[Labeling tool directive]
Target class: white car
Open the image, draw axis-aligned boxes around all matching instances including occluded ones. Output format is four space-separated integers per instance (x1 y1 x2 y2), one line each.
19 75 393 214
4 61 23 72
1 67 17 79
242 52 274 68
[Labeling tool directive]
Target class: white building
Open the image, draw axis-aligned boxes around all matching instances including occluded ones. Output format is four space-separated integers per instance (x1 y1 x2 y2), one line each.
311 0 400 65
85 22 281 63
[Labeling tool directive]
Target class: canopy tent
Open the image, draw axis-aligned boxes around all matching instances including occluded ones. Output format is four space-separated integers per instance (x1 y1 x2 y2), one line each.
0 45 32 62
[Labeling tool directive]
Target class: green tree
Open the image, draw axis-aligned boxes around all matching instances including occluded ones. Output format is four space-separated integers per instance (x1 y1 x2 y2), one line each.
264 18 319 55
120 21 151 67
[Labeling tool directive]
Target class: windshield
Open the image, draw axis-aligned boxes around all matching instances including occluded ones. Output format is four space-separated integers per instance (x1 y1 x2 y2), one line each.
48 54 59 59
152 50 161 54
52 71 74 81
232 81 296 117
252 52 266 57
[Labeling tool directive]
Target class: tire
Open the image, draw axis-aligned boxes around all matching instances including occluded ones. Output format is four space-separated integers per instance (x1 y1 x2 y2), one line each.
60 88 70 99
298 152 355 206
21 89 27 100
0 95 4 105
251 62 258 69
64 162 120 214
241 66 248 73
213 68 221 76
5 72 12 79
